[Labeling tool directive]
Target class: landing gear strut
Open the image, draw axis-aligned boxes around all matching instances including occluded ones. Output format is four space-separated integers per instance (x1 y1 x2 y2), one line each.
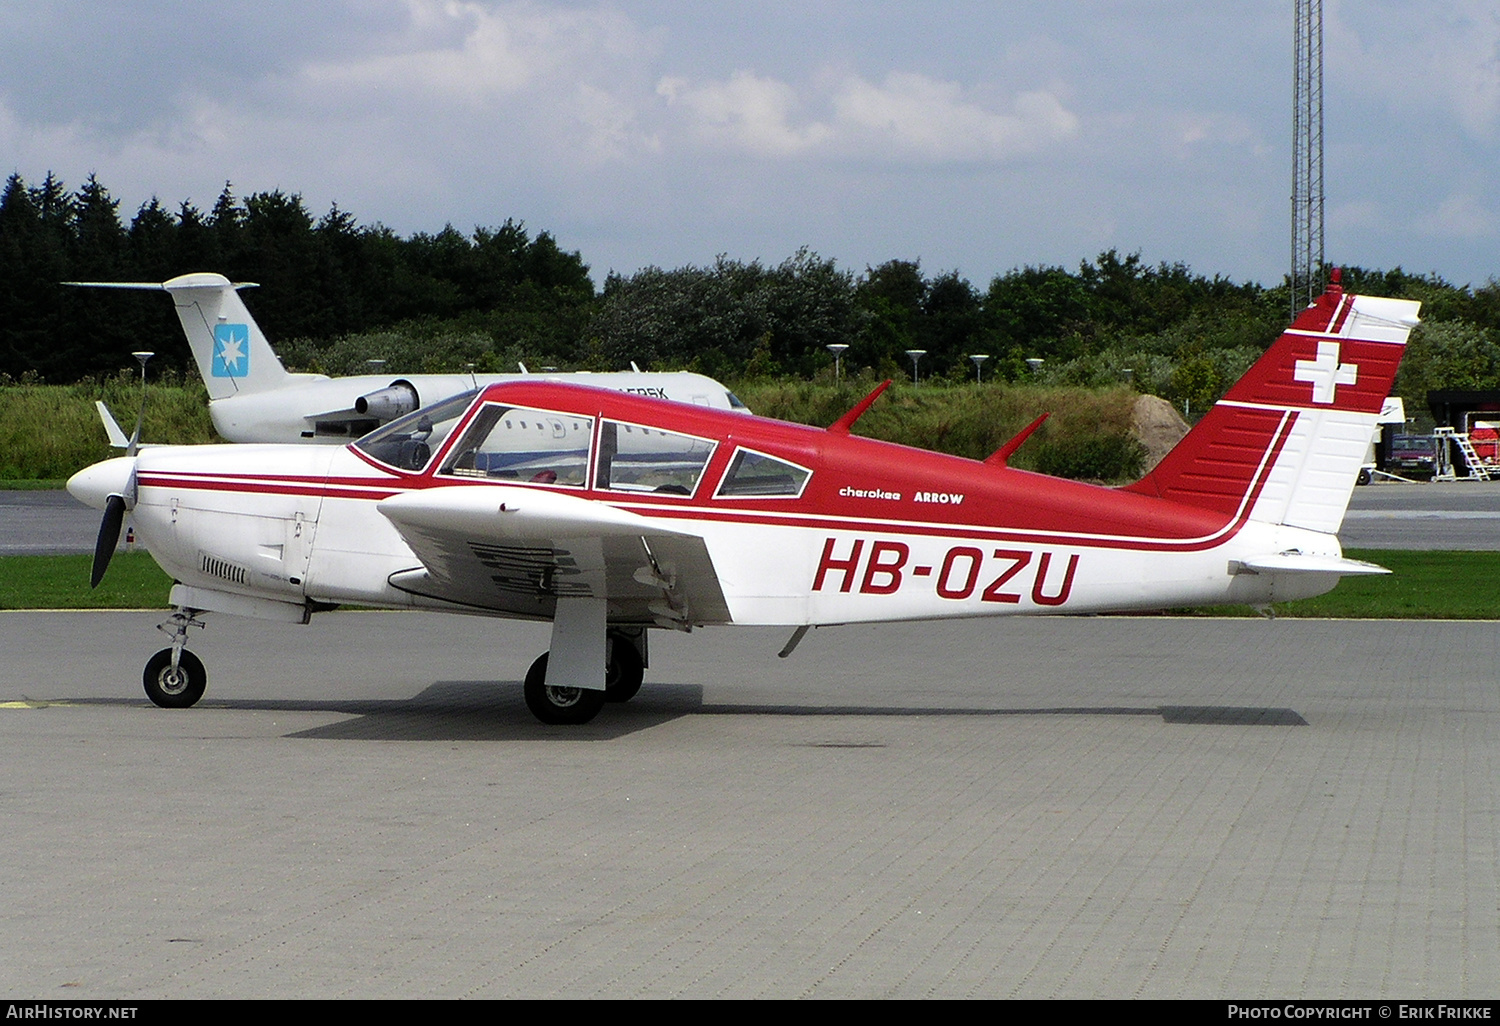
144 607 207 708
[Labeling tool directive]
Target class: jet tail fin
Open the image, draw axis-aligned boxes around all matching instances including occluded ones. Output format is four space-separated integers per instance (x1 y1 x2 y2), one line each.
95 401 130 448
159 273 290 400
67 274 291 400
1123 278 1420 535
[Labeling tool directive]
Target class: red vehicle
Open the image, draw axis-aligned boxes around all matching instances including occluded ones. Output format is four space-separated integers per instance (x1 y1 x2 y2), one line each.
1387 434 1439 476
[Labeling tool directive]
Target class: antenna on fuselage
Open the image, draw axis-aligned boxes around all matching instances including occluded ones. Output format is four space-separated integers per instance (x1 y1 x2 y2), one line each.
985 412 1050 468
827 380 892 435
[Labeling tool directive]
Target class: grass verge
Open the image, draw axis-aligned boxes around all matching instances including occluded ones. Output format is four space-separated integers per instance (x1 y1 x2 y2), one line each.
0 552 175 609
1172 549 1500 620
0 548 1494 618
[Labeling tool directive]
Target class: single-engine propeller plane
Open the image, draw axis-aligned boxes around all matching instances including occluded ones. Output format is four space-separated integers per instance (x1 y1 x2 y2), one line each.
68 278 1420 724
67 273 748 444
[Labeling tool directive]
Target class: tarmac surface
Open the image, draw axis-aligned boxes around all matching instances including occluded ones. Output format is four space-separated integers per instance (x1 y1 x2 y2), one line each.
5 478 1497 555
2 611 1498 998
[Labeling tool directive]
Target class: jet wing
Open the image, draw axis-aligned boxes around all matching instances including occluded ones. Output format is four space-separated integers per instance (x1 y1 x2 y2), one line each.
377 486 730 627
302 407 381 440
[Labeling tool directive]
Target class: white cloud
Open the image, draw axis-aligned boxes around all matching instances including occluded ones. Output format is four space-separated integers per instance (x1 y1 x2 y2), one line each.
576 82 660 162
656 69 1077 164
1330 0 1500 139
1415 192 1497 240
832 73 1077 161
657 71 831 157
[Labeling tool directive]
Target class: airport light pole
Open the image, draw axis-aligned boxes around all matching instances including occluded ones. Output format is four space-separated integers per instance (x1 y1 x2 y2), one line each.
826 343 849 383
127 352 153 456
969 354 989 383
905 349 926 384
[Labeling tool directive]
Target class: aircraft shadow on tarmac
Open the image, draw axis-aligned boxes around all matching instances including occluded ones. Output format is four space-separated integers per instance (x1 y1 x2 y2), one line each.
71 680 1308 740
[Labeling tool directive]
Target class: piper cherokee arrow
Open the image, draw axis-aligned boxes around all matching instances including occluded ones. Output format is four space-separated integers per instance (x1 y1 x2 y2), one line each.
68 277 1420 725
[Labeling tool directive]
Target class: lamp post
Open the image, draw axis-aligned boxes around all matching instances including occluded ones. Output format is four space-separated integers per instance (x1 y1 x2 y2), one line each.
905 349 926 384
969 354 990 383
826 343 849 383
1025 357 1045 377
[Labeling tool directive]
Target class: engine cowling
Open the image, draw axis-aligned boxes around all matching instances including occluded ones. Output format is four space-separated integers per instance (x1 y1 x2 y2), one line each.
354 381 419 420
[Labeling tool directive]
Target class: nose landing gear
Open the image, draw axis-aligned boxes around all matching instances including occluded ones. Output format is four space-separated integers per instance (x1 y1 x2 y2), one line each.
143 648 207 708
143 607 207 708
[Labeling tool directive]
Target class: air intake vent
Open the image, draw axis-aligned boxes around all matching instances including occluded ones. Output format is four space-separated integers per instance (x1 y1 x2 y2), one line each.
200 553 248 586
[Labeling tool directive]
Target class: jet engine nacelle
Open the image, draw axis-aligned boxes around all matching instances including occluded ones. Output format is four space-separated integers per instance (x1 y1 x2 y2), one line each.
355 382 420 420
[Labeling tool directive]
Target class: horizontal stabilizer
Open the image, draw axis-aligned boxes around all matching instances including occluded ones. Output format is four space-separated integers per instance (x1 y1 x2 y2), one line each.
1233 553 1389 576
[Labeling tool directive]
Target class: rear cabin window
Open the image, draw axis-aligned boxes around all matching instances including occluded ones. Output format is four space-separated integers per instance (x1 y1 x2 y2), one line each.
439 403 594 487
595 421 716 496
714 448 811 498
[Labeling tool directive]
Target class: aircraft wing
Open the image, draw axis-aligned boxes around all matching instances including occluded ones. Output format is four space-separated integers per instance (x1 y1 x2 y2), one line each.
376 486 730 627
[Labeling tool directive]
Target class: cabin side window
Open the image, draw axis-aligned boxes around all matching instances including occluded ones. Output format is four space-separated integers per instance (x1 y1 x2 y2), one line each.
595 420 716 496
439 403 594 486
714 448 812 499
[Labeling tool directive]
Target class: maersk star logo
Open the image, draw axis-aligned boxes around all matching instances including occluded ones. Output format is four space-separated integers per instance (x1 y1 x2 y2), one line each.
1293 340 1357 404
212 323 250 378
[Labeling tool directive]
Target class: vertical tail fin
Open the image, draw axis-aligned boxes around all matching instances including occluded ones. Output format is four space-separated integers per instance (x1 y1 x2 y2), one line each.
159 273 290 399
66 273 292 400
1124 279 1420 534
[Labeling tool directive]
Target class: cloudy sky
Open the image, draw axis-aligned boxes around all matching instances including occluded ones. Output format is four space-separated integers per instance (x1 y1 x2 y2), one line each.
1 1 1496 288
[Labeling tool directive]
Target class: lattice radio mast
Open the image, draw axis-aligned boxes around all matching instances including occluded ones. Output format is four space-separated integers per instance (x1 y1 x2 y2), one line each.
1291 0 1325 316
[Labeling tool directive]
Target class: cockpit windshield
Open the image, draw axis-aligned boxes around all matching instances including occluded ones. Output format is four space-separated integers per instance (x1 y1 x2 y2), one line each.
352 389 477 471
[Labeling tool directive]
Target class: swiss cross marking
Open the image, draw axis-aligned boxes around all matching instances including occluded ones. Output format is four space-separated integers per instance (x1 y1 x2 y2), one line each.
1292 340 1357 404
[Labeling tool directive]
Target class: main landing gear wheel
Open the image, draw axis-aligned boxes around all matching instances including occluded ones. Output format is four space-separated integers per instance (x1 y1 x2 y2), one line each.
605 635 644 703
143 648 207 708
523 653 606 725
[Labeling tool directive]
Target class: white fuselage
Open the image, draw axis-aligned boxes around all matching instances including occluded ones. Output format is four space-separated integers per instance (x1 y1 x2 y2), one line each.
127 443 1344 629
208 372 744 443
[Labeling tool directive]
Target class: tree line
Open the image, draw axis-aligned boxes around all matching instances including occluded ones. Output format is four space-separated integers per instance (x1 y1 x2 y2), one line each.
3 172 1497 410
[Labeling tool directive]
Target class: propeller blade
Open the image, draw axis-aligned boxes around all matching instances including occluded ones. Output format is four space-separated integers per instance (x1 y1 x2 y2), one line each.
91 494 126 588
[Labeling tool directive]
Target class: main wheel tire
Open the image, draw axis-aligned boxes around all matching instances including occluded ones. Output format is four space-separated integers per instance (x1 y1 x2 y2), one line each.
523 653 606 725
143 648 207 708
605 635 645 703
1356 467 1373 486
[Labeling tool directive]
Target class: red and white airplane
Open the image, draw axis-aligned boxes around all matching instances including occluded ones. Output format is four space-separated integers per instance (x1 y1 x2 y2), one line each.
68 277 1420 724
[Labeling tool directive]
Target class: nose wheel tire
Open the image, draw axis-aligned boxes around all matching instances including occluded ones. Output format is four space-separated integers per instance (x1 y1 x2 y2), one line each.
143 648 207 708
523 653 606 725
